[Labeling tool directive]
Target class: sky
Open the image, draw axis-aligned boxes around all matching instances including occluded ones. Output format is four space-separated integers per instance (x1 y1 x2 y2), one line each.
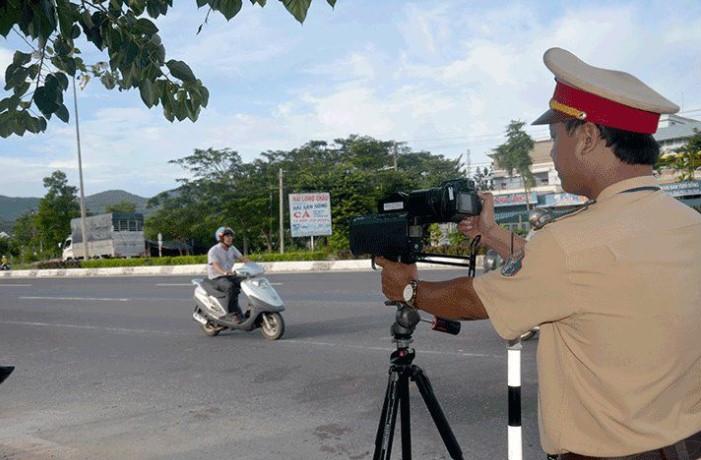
1 0 701 198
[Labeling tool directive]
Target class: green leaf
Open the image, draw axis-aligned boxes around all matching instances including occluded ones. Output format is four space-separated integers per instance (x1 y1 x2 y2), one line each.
195 0 209 7
135 17 158 35
13 51 32 66
33 87 59 118
326 0 336 6
56 0 74 40
55 72 69 91
280 0 312 24
55 104 70 123
139 78 159 107
71 23 81 39
129 0 146 16
250 0 267 5
214 0 243 20
166 60 196 82
14 81 31 97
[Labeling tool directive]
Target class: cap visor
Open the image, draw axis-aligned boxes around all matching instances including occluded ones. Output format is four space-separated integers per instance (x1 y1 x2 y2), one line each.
531 109 572 125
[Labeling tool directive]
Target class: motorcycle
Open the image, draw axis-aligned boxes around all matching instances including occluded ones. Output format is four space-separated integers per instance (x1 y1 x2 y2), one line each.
0 263 10 271
191 262 285 340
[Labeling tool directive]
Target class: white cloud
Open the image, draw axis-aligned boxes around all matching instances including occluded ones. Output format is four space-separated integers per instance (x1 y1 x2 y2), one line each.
4 1 701 197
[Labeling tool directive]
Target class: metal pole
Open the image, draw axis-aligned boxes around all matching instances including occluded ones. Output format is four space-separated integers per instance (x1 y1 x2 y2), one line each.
72 76 89 260
279 168 284 254
507 339 523 460
393 143 398 170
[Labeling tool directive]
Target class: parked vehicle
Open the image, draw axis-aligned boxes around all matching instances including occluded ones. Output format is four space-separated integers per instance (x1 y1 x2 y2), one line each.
191 262 286 340
61 213 146 261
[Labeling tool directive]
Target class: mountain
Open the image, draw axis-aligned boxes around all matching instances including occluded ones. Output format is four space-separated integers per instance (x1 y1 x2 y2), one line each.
84 190 151 215
0 190 153 227
0 196 40 222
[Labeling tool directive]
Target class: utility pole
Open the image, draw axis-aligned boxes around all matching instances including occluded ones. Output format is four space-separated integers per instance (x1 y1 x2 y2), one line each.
393 142 398 170
279 168 284 254
72 76 89 260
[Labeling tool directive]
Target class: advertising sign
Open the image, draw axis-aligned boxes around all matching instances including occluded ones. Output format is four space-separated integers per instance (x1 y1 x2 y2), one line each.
289 193 332 237
661 180 701 198
539 193 589 208
493 192 538 207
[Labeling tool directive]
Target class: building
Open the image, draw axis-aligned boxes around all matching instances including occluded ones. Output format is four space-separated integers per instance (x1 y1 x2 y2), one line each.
488 116 701 230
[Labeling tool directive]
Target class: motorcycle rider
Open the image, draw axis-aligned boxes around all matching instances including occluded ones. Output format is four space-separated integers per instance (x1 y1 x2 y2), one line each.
207 226 251 322
0 255 8 270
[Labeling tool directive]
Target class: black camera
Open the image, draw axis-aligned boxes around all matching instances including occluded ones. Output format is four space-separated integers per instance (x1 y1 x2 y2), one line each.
349 178 482 262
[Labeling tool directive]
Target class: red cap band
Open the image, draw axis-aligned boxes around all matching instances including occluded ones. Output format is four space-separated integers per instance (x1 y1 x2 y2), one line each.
552 81 660 134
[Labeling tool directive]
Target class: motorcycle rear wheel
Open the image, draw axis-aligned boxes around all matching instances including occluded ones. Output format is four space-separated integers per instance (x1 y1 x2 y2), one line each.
260 312 285 340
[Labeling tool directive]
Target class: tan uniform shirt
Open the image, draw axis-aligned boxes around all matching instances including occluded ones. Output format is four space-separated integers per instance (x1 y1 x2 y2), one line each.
473 176 701 456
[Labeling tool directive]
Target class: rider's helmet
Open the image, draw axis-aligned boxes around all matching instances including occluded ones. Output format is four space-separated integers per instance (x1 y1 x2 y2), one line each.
215 226 234 242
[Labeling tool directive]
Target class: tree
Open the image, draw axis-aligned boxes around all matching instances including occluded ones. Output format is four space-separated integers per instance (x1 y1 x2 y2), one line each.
656 129 701 182
35 170 80 256
491 120 535 210
105 200 137 213
1 0 337 138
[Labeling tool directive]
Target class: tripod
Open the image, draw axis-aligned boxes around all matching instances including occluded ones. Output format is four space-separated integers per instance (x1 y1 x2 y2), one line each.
373 304 463 460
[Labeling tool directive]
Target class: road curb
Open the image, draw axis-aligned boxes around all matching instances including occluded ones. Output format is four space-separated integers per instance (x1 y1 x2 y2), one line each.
0 256 483 279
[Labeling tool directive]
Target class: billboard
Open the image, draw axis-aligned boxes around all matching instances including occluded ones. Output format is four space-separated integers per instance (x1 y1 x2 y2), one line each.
289 193 332 238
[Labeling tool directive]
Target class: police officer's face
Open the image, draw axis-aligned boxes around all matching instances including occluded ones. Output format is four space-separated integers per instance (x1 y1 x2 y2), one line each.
549 122 584 194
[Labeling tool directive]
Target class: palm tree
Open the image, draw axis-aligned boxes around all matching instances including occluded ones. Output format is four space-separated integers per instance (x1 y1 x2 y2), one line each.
492 121 535 210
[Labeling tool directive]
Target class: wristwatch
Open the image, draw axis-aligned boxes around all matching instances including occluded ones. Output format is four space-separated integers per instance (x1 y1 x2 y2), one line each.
402 280 419 306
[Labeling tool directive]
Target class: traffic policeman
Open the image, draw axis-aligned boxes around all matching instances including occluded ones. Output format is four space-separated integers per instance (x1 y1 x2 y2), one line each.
377 48 701 459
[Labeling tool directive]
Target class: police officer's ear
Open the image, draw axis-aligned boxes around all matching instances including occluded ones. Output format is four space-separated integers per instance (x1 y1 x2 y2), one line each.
578 122 602 156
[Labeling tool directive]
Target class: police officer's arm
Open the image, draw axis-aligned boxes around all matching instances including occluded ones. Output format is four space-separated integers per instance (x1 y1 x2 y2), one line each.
376 257 488 321
459 192 526 260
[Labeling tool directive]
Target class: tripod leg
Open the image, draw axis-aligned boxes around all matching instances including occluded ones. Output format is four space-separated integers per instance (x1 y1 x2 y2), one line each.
373 369 401 460
399 371 411 460
412 366 464 460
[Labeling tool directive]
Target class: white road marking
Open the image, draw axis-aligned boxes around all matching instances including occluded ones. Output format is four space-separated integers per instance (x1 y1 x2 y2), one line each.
0 320 180 336
281 339 497 358
0 321 498 358
155 283 193 286
0 284 32 287
19 296 130 302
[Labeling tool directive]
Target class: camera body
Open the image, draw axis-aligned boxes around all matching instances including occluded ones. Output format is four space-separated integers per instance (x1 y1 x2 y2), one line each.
349 178 482 262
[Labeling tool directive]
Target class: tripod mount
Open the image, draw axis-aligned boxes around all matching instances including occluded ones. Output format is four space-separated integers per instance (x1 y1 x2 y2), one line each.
373 302 464 460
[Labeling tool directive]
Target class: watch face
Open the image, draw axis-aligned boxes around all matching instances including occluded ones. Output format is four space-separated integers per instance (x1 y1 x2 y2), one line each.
403 283 414 302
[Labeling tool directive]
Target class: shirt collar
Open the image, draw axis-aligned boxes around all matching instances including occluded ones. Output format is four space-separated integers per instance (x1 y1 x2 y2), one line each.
594 175 659 203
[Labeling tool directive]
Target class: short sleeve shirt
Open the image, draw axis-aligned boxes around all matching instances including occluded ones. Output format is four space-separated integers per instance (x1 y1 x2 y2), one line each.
207 243 243 279
473 176 701 456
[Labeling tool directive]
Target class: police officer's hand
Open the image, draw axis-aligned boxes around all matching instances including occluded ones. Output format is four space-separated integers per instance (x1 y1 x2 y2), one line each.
458 192 497 240
375 257 418 302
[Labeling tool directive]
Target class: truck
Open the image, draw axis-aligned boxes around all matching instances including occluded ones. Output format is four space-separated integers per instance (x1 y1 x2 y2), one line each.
61 213 147 261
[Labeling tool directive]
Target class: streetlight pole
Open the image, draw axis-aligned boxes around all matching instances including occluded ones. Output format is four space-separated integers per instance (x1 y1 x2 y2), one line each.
279 168 284 254
72 76 89 260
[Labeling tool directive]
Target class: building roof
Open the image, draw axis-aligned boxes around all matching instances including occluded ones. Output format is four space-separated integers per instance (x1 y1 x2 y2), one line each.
654 120 701 142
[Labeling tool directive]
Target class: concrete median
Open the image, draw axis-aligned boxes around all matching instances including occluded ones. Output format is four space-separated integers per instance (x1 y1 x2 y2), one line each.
0 256 483 279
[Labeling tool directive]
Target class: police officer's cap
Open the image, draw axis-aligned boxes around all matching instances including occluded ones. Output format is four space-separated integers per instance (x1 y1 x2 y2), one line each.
532 47 679 134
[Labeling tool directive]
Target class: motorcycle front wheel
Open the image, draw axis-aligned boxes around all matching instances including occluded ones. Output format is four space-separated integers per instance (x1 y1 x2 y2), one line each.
260 312 285 340
201 322 224 337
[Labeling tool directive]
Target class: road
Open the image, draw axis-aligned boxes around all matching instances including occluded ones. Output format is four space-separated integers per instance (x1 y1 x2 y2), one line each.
0 271 541 459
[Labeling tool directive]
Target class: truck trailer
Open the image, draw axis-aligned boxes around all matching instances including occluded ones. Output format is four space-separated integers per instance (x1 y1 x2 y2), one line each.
62 213 146 261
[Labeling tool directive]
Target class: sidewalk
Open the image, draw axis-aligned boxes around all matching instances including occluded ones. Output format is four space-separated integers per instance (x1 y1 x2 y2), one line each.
0 257 483 279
